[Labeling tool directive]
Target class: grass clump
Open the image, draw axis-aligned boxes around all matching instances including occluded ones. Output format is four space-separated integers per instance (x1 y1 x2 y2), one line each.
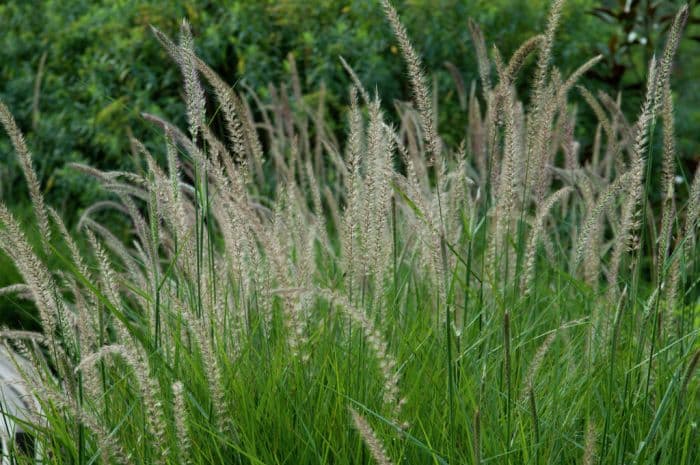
0 1 698 464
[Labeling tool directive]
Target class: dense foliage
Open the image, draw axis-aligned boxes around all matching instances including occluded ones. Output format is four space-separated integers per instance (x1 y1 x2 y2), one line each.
1 0 654 210
0 1 698 464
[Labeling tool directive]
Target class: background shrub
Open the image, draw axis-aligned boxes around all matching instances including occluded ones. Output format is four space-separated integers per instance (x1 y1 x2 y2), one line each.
0 0 615 209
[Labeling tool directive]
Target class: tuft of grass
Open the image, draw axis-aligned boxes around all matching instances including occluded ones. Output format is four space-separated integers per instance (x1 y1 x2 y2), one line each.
0 1 697 465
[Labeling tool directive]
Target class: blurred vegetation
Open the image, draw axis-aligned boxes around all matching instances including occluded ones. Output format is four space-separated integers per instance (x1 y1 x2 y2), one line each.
0 0 698 325
0 0 605 207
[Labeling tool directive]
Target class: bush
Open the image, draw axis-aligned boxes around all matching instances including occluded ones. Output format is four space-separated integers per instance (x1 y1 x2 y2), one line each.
1 0 610 214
